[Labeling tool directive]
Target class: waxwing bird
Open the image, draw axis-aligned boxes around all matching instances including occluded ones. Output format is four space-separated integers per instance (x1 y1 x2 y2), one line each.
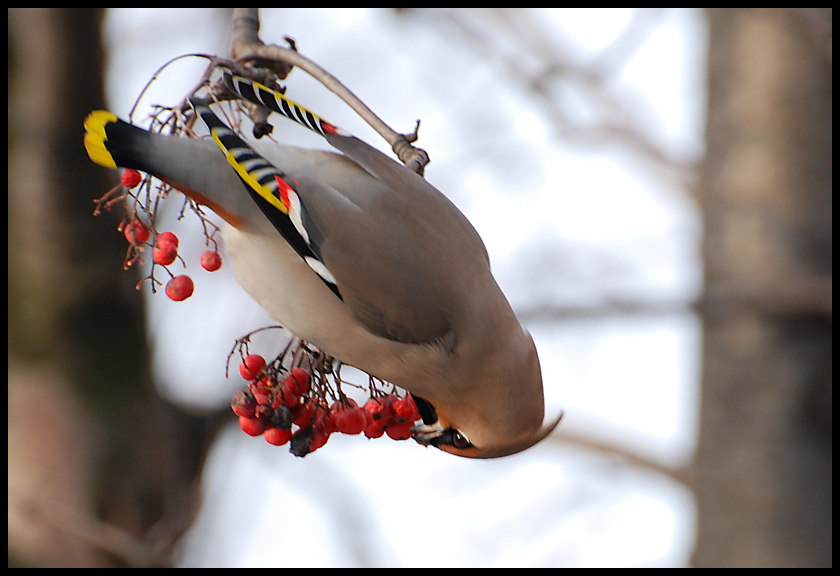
83 72 561 458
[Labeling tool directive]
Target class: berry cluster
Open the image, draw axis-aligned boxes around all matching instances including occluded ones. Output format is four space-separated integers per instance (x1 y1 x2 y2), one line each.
100 168 223 302
230 347 422 457
95 146 425 457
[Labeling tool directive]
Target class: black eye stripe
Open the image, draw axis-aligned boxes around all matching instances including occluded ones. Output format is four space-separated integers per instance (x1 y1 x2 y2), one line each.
425 427 475 450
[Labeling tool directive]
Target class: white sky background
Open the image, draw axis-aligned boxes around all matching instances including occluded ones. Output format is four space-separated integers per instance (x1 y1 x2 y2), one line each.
101 8 705 567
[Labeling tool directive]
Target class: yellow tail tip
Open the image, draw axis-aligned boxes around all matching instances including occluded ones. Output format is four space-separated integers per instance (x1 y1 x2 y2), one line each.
84 110 118 169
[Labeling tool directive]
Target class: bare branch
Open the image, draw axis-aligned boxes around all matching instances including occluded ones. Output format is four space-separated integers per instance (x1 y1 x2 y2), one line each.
228 8 429 174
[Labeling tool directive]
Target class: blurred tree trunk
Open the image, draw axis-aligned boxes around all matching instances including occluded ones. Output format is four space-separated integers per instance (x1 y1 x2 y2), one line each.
8 8 216 566
694 8 832 567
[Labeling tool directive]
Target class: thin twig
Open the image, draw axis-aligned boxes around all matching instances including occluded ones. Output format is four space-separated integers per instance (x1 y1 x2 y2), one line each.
229 8 430 174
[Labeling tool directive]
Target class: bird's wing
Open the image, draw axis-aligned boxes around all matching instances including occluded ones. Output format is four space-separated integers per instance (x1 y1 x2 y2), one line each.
86 100 491 345
219 71 494 344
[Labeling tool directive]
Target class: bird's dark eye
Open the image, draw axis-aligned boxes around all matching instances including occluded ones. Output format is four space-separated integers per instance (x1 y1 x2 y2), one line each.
452 431 472 449
425 427 475 450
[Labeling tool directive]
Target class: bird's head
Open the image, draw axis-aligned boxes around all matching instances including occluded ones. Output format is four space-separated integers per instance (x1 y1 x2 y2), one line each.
412 411 563 459
410 331 562 459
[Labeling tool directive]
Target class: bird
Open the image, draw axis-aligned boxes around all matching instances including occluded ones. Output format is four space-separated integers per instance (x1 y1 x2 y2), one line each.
83 71 561 458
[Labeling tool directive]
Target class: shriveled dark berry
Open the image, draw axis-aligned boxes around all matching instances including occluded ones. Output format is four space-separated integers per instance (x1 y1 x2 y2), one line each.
271 405 294 430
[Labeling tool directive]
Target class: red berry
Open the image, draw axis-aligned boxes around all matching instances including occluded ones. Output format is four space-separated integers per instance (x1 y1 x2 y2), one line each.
124 220 150 245
315 412 334 439
317 410 338 436
393 395 421 423
406 393 421 418
165 275 194 301
156 231 179 248
386 421 414 441
309 417 334 452
239 354 266 380
309 428 330 452
330 398 358 416
252 376 272 391
282 376 297 395
324 414 338 436
265 427 292 446
271 387 298 410
284 368 311 395
121 168 142 188
153 238 178 266
292 400 317 428
252 388 270 406
254 404 274 424
363 398 385 423
231 390 257 418
380 393 399 420
200 250 222 272
239 415 266 436
364 424 386 439
281 389 300 408
363 408 375 427
335 407 367 435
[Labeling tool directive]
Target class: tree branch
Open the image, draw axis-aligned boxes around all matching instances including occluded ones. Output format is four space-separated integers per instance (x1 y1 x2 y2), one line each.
228 8 430 174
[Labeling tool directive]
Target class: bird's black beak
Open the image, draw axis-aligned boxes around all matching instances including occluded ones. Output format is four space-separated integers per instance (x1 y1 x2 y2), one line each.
411 394 438 425
409 394 441 445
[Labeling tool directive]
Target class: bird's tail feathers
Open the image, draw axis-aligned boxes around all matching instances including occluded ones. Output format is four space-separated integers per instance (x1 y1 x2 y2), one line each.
83 110 173 179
